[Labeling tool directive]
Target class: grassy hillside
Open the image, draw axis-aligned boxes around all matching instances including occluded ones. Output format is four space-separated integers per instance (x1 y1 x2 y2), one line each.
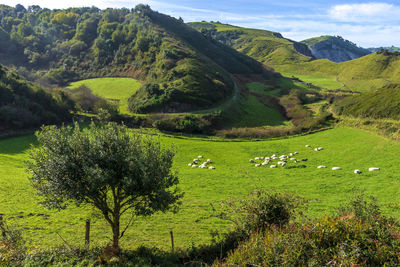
68 78 141 114
279 51 400 91
0 65 71 132
188 22 313 67
333 84 400 119
3 127 400 249
0 5 268 113
188 23 400 92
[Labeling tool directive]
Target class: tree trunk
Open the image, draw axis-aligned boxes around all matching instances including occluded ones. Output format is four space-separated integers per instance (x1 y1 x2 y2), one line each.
112 213 120 251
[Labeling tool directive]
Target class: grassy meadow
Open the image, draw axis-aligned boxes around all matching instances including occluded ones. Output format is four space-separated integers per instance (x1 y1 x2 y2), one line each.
282 72 342 90
68 78 142 114
2 127 400 250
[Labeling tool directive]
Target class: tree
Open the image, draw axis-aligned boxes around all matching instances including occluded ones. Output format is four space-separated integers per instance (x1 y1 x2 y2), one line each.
27 122 183 250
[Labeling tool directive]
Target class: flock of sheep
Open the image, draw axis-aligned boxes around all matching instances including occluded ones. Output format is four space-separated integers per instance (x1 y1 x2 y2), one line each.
188 156 215 170
187 145 381 174
247 145 380 174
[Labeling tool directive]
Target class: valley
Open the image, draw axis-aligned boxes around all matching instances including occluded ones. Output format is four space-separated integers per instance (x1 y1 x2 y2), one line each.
0 2 400 265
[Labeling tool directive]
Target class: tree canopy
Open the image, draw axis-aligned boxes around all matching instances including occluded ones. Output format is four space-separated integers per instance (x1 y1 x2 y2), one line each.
27 122 183 249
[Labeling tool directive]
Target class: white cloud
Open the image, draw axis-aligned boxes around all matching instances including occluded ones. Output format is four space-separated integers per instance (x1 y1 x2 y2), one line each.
329 2 400 22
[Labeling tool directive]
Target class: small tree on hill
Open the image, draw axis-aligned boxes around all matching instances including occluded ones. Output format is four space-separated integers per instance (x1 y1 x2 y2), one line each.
27 122 183 250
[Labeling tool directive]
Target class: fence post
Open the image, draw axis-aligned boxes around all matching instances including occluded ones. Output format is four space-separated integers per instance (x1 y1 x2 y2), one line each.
0 215 5 239
85 219 90 248
170 230 174 253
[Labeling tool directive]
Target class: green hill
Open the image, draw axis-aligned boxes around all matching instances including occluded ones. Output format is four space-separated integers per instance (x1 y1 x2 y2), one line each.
0 5 268 113
188 23 400 92
187 22 314 67
279 51 400 92
0 65 71 132
333 84 400 119
301 35 371 62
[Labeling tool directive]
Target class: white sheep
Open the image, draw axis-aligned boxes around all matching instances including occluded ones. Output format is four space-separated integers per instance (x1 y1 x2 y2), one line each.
282 162 287 167
277 161 284 165
369 167 380 171
255 164 261 167
249 159 255 163
289 153 293 156
270 165 277 168
354 169 361 174
198 155 203 159
332 167 342 170
262 162 269 166
255 157 261 160
305 145 311 147
193 158 199 162
265 157 271 160
294 152 299 155
314 148 319 151
207 159 212 163
188 163 192 167
318 147 324 150
200 165 207 169
317 166 327 169
191 165 198 168
209 166 215 170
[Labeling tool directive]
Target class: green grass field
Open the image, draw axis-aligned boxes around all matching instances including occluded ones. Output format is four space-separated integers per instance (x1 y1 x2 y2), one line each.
2 127 400 250
282 72 342 90
68 78 142 114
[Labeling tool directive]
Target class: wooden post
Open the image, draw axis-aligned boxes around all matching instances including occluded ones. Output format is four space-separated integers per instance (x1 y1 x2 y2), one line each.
169 230 174 253
0 215 5 239
85 219 90 248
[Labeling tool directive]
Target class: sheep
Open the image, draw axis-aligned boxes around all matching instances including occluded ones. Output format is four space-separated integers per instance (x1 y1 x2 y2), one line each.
314 148 319 151
318 147 324 150
317 166 327 169
270 165 277 168
282 162 287 167
207 159 212 163
277 161 284 165
290 158 296 161
200 165 208 169
255 157 261 160
188 163 192 167
305 145 311 147
198 156 203 159
249 159 255 163
289 153 293 156
294 152 299 155
191 165 198 168
265 157 271 160
209 166 215 170
332 167 342 170
255 164 261 167
272 154 277 157
193 158 199 162
369 167 380 171
261 162 269 166
354 169 361 174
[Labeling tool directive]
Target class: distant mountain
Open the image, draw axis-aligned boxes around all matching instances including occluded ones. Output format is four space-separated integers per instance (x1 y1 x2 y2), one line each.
0 65 71 131
0 5 268 113
301 36 371 63
367 46 400 53
188 22 314 67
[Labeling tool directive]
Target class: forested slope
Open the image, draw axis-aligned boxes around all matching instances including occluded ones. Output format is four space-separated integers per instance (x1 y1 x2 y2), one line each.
0 4 269 113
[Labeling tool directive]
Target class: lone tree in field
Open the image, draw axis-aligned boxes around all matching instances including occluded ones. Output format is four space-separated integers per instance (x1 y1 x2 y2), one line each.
27 122 183 250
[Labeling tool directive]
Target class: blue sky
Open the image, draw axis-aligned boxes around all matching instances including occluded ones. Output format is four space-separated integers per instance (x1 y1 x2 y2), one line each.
2 0 400 47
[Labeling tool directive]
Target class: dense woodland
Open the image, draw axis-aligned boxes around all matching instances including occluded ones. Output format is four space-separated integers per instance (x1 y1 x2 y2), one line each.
0 65 70 132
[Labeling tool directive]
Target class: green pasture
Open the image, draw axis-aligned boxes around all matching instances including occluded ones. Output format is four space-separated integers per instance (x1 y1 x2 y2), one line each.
2 127 400 250
68 78 141 114
282 72 342 90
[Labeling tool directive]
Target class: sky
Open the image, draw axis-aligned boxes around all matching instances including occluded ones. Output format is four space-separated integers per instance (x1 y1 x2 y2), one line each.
1 0 400 47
